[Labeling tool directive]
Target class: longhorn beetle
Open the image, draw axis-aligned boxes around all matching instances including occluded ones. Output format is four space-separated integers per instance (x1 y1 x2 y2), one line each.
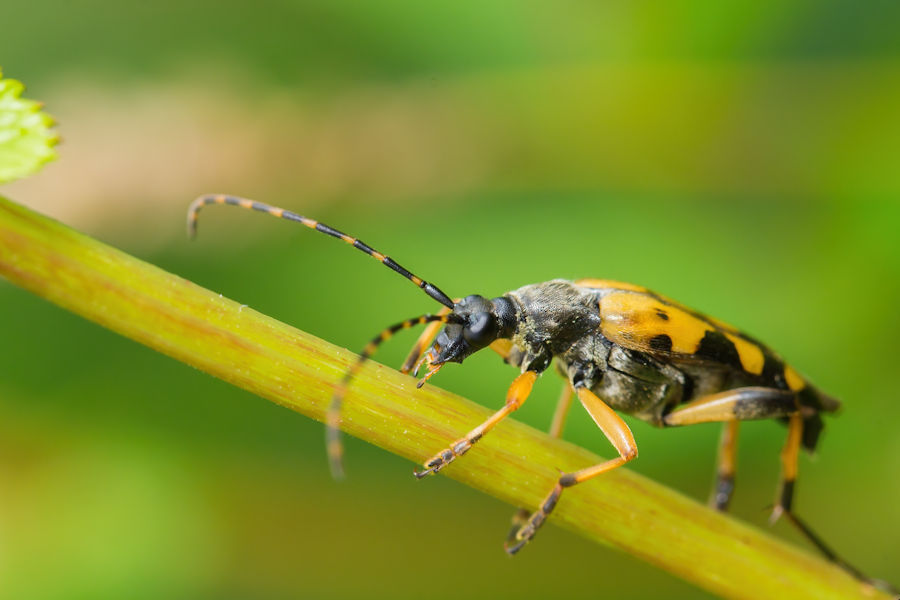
188 194 894 592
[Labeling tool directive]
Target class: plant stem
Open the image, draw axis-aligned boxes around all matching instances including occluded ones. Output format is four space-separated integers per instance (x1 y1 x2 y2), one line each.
0 196 889 600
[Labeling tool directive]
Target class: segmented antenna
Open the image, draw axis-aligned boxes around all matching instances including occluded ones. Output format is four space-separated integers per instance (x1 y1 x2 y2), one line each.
327 312 459 478
188 194 455 309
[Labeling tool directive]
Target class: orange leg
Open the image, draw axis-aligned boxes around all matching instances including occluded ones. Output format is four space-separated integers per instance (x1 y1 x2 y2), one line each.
663 386 798 426
771 413 884 594
505 385 637 554
549 383 575 439
662 387 796 511
771 413 802 524
767 414 875 585
414 371 538 478
711 421 740 511
506 382 575 542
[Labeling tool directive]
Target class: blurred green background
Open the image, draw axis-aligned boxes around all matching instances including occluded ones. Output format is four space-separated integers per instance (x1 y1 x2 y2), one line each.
2 2 899 598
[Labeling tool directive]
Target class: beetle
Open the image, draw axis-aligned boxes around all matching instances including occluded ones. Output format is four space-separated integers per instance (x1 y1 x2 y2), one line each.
187 194 891 590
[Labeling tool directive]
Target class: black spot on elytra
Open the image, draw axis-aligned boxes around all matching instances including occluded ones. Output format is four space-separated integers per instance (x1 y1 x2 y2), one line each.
655 309 670 321
761 352 787 389
694 330 743 370
648 334 673 353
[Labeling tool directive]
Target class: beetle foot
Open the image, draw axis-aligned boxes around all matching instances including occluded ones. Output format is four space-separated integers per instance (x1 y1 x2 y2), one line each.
504 508 531 544
504 513 544 555
503 482 563 555
414 438 473 478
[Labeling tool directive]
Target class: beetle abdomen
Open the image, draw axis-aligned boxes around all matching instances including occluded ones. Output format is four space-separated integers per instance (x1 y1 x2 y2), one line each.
579 279 836 402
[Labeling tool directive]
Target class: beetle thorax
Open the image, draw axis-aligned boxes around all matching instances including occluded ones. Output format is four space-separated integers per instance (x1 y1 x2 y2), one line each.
508 279 601 358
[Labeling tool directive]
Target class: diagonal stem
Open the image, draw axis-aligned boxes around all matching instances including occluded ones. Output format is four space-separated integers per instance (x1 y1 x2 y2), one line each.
0 196 889 600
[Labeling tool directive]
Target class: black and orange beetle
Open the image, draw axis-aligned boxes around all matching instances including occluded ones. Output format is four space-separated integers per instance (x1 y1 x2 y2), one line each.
187 194 892 591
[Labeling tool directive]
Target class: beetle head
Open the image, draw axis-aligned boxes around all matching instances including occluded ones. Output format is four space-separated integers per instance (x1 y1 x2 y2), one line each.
416 295 517 384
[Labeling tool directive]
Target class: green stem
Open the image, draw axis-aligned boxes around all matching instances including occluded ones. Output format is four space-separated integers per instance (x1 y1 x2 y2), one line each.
0 196 887 600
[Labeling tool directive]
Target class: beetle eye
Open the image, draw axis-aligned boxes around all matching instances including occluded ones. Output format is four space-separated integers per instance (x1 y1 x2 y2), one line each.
463 312 497 347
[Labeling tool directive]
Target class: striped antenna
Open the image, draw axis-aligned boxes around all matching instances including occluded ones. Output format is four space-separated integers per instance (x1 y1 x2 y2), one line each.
327 312 459 478
188 194 456 309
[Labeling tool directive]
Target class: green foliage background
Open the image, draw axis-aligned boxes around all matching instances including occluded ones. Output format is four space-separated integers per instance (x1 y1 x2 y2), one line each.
0 70 57 183
2 2 898 598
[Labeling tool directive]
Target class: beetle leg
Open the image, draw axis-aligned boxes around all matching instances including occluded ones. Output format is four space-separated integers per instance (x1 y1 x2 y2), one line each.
771 416 852 562
488 338 514 362
414 370 538 478
506 382 574 545
770 414 891 590
711 421 740 511
505 385 637 554
549 382 575 439
662 387 798 426
663 386 797 508
771 413 802 524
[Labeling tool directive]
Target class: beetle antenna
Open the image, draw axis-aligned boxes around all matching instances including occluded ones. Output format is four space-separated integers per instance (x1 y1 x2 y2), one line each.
188 194 456 309
327 312 461 479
